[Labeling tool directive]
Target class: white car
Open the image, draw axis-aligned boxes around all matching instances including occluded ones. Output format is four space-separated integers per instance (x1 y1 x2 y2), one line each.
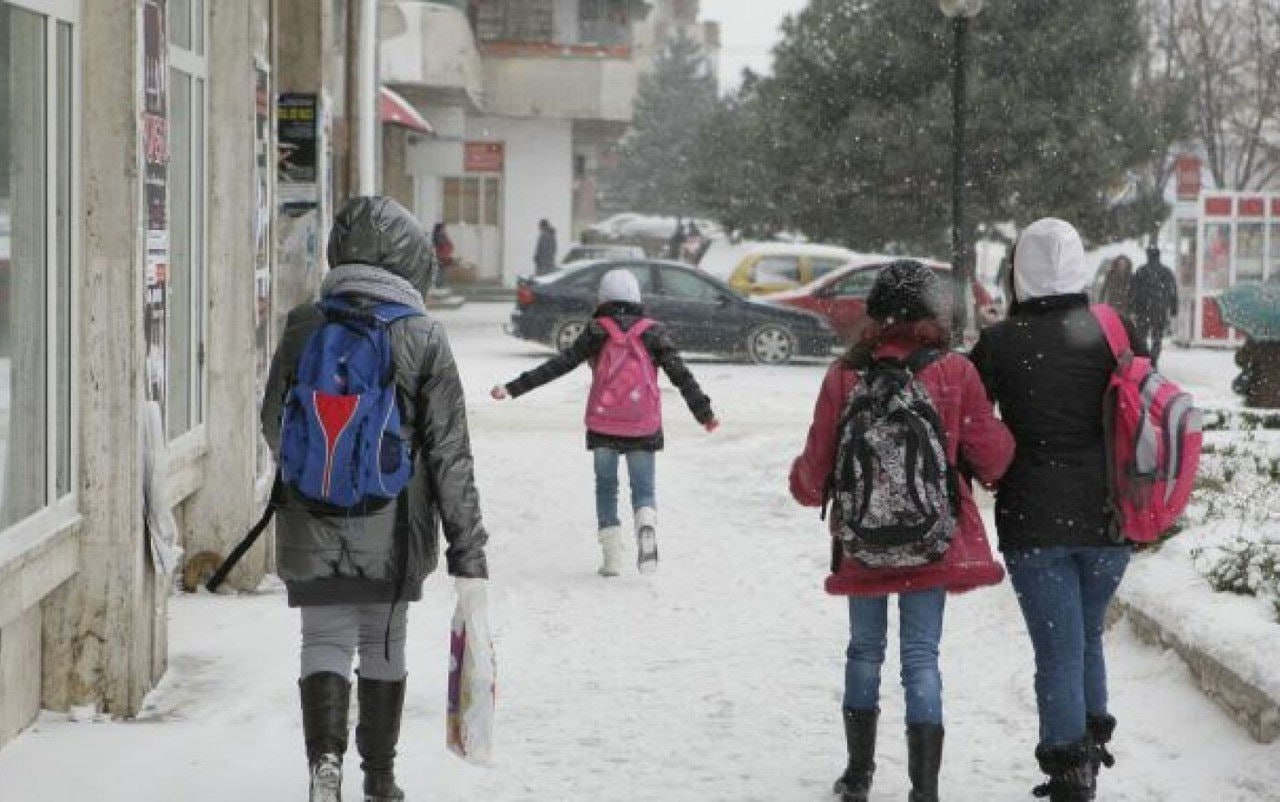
561 243 646 266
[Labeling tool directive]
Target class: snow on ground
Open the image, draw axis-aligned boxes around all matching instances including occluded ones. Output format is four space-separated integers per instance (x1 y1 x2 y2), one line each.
3 305 1279 802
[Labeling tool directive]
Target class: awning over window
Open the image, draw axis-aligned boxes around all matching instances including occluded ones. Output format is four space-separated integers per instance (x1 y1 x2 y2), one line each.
379 86 434 135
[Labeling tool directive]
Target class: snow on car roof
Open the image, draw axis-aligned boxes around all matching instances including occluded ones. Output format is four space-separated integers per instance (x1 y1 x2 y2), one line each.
739 242 860 259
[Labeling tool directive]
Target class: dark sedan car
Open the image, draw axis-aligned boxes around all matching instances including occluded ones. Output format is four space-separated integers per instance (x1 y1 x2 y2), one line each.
507 259 838 364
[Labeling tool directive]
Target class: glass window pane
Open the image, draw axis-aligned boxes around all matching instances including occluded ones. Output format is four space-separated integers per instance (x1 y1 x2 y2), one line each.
483 177 499 226
1203 223 1231 293
192 77 204 424
461 178 480 225
753 256 801 284
1269 223 1280 282
1237 223 1264 281
659 268 718 301
57 22 72 497
0 6 50 526
167 70 192 438
193 0 204 55
442 178 461 224
169 0 192 51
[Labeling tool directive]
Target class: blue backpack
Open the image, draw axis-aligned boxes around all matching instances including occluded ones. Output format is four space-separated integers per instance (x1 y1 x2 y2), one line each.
279 297 422 510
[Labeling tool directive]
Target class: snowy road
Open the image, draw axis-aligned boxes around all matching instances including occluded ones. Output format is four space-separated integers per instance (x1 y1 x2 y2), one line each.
3 303 1278 801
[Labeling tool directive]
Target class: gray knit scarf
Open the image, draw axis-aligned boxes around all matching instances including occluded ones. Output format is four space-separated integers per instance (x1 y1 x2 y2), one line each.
321 263 428 314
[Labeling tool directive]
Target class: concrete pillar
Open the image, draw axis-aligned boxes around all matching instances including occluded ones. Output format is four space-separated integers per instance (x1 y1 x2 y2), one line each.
41 0 150 716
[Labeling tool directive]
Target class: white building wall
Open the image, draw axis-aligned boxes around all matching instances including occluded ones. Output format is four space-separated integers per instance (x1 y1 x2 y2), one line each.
467 116 574 285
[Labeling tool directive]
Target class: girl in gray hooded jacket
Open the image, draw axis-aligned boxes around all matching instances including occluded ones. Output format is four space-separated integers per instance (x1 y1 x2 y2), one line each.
262 197 490 802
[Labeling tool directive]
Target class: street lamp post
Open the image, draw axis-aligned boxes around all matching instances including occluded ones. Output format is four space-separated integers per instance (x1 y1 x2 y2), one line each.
938 0 985 346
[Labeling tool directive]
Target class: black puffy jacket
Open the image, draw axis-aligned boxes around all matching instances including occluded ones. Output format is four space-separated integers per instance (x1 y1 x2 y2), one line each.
969 294 1145 552
261 197 488 607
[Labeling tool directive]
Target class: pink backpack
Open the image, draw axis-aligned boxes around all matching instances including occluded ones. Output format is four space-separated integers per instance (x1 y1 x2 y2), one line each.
585 317 662 438
1092 305 1202 543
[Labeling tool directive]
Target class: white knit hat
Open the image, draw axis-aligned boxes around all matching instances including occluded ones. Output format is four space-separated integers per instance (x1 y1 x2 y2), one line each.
1013 218 1092 301
597 268 642 305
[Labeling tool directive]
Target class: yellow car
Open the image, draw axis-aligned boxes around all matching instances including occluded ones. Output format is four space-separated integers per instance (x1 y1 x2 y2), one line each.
726 243 864 296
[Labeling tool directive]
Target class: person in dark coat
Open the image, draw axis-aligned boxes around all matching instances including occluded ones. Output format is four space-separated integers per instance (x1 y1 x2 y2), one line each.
970 218 1147 802
791 261 1015 802
262 196 490 802
491 269 718 576
666 218 686 259
1235 336 1280 408
534 218 558 275
1098 255 1133 316
431 222 454 290
1127 246 1178 367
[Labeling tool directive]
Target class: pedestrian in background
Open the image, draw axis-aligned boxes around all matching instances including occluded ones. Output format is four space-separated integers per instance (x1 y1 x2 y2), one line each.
491 268 718 577
667 218 686 259
1098 254 1133 317
970 218 1147 801
431 222 454 290
262 197 490 802
534 218 558 275
1127 246 1178 367
790 261 1014 802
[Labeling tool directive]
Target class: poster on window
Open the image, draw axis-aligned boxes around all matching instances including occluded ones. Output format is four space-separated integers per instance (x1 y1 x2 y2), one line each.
253 58 274 480
142 0 169 409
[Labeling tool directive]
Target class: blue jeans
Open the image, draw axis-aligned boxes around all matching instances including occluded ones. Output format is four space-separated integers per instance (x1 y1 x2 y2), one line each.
1005 546 1131 747
593 448 657 529
844 588 947 725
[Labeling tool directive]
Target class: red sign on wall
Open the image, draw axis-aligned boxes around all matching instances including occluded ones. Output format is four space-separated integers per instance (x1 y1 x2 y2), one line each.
1175 153 1202 201
464 142 505 173
1239 197 1266 217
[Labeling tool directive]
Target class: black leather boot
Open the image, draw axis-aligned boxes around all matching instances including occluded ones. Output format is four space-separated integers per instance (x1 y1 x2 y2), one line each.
356 675 407 802
1086 714 1117 781
300 672 350 802
834 708 878 802
1033 741 1096 802
906 722 944 802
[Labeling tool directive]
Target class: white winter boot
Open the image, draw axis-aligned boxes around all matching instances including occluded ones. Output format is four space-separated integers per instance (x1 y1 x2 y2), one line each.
598 526 625 577
635 507 658 574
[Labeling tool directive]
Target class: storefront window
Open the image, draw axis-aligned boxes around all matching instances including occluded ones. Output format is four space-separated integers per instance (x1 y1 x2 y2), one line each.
1269 223 1280 281
0 2 76 530
1202 222 1232 292
1237 222 1264 281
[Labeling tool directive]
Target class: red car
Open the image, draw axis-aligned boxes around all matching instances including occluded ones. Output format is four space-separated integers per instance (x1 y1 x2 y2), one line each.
763 258 1000 345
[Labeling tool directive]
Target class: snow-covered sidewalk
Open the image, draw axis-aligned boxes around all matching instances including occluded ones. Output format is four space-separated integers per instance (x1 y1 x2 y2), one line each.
2 307 1278 801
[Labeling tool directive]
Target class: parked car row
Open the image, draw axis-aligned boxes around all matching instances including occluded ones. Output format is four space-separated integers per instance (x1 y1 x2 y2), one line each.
507 259 839 365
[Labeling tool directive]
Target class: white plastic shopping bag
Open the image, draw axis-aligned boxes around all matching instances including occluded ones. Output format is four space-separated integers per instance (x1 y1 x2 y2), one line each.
447 578 495 764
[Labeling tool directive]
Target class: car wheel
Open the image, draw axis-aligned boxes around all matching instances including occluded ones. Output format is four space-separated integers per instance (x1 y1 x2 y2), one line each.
551 317 589 353
747 323 797 365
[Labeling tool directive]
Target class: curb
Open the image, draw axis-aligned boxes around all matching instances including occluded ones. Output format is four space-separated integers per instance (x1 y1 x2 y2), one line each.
1108 599 1280 743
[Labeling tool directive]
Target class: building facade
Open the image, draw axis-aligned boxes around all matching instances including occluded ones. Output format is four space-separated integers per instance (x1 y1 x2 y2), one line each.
0 0 389 748
381 0 717 286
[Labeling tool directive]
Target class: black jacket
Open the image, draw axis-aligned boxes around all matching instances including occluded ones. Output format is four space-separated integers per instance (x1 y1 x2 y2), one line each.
262 198 488 607
1128 261 1178 325
969 294 1145 552
505 302 715 451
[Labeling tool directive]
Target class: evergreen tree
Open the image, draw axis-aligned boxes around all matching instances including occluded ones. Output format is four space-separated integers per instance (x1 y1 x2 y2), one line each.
696 0 1159 253
603 34 718 217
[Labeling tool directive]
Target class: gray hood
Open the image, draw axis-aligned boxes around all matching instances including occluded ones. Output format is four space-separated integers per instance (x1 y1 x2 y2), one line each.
327 196 438 295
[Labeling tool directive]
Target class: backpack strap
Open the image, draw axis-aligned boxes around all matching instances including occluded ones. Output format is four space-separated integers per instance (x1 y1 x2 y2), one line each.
597 316 625 343
372 301 425 324
905 347 947 374
1090 304 1133 362
629 318 656 339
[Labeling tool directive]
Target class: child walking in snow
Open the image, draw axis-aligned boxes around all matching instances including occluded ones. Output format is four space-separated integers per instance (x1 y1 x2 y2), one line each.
492 268 718 575
790 261 1014 802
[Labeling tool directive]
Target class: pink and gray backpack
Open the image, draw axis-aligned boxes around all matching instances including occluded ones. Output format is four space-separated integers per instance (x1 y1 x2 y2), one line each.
1092 305 1202 543
585 317 662 438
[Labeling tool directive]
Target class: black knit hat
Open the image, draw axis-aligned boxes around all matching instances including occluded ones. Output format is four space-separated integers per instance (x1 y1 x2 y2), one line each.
866 260 944 323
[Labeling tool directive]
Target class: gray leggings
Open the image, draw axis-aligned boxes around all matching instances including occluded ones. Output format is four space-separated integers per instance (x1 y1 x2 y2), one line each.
300 603 408 682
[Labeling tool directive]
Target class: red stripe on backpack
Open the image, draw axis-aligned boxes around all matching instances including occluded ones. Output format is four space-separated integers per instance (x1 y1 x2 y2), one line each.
1092 305 1203 542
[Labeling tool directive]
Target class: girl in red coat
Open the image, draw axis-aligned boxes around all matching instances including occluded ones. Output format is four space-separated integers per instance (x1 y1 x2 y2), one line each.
790 261 1014 802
